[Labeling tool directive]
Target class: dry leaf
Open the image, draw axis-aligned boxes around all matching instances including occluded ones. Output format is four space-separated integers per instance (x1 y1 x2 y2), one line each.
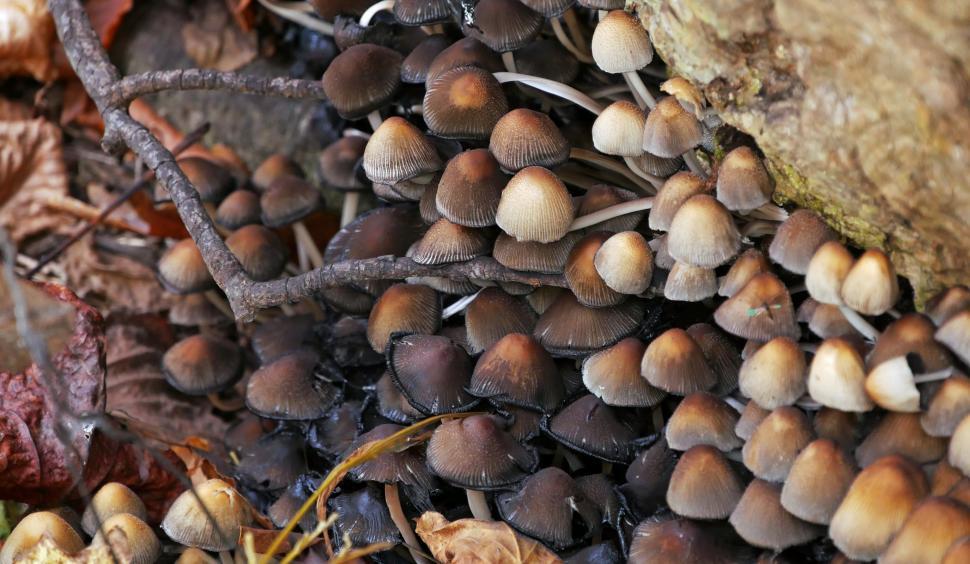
415 512 562 564
182 0 258 71
21 538 114 563
129 99 212 159
0 274 75 374
0 0 57 81
84 0 134 49
227 0 257 32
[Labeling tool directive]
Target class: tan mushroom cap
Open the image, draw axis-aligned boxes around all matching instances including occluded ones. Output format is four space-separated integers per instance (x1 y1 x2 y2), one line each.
642 96 703 158
666 445 743 519
363 116 442 184
729 480 823 551
807 338 874 412
161 478 254 552
90 513 161 564
805 241 854 306
780 438 857 525
424 66 509 140
157 239 214 295
840 248 899 315
855 412 946 468
742 406 815 482
864 356 921 413
640 328 717 395
582 337 666 408
926 285 970 326
715 146 773 211
666 391 742 452
881 497 970 564
666 194 740 268
592 100 647 157
768 209 837 275
410 218 491 265
739 337 807 410
366 283 441 353
319 135 367 191
225 224 287 281
565 231 626 307
719 248 771 298
714 272 800 341
489 109 570 172
948 414 970 476
492 231 580 274
591 10 653 73
937 310 970 366
81 482 148 536
648 171 708 232
215 189 261 229
0 511 84 564
664 262 717 302
869 313 952 371
496 166 574 243
594 231 653 295
922 373 970 437
251 153 303 192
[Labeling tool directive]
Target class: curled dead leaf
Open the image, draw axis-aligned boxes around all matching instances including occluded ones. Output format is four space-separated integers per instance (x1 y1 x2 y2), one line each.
415 512 562 564
84 0 134 49
0 0 57 81
182 0 257 71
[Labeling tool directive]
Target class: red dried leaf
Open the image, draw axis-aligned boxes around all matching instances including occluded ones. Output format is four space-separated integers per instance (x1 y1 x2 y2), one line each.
84 0 134 49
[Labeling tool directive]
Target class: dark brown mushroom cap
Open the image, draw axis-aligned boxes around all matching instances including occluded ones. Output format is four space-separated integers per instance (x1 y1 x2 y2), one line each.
577 185 643 233
515 38 580 84
565 231 626 307
245 349 341 420
157 239 214 295
426 37 504 85
251 314 317 364
363 116 443 184
582 337 666 408
375 370 422 424
427 414 538 489
628 517 735 564
176 156 234 203
330 486 401 548
401 34 451 84
642 97 703 158
462 0 543 52
937 310 970 367
666 445 744 519
436 149 508 227
922 373 970 437
490 109 571 172
855 412 946 468
225 224 287 281
321 43 403 119
640 328 717 396
238 431 307 491
251 154 303 192
319 136 368 191
424 66 509 140
393 0 451 25
496 467 600 550
729 480 823 551
868 313 952 372
534 291 645 357
686 323 742 396
306 400 362 460
714 272 800 341
464 287 537 354
345 423 436 489
215 189 261 229
543 394 640 463
768 209 838 275
470 332 563 411
387 333 478 415
260 175 321 227
567 541 622 564
620 438 678 519
367 283 442 353
716 146 773 211
162 334 242 395
519 0 575 17
926 285 970 326
492 232 581 274
410 218 491 265
168 293 227 327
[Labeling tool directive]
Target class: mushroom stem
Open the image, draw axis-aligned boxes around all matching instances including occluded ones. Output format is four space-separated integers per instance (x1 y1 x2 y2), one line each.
493 72 604 115
681 150 707 177
887 308 902 319
205 290 235 319
740 219 778 238
550 18 595 64
746 203 789 222
219 551 233 564
838 305 881 342
292 221 324 269
367 111 383 132
255 0 334 34
562 8 590 54
569 148 658 193
360 0 394 26
296 239 309 271
568 197 654 232
622 156 667 190
913 366 955 385
501 51 517 73
623 71 657 109
588 84 634 100
340 192 360 227
385 483 431 564
723 396 745 413
466 489 492 520
442 290 482 319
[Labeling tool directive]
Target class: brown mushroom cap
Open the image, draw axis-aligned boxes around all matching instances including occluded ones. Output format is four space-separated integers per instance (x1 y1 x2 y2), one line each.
0 511 84 564
470 332 563 411
592 101 648 157
461 0 543 52
591 10 653 73
937 310 970 367
714 272 800 341
225 224 287 281
534 291 645 356
260 175 321 227
768 209 838 275
387 333 478 415
719 248 771 298
162 334 242 395
307 0 372 20
90 512 161 564
366 283 441 353
628 517 732 564
640 328 717 395
882 497 970 564
168 293 227 327
742 406 815 482
855 412 946 468
805 240 854 306
246 349 340 420
436 149 508 228
869 313 952 372
427 414 537 489
648 172 708 232
664 262 717 302
686 323 742 396
780 439 857 525
401 34 451 84
496 467 599 550
813 407 862 453
393 0 450 25
666 391 742 452
799 299 861 339
519 0 574 17
667 445 744 519
922 373 970 437
251 153 304 192
565 231 626 307
642 97 703 158
840 248 900 316
426 37 504 84
157 239 214 294
544 394 641 463
577 185 643 233
328 485 399 547
215 189 261 229
319 136 368 191
251 314 317 364
739 337 807 410
424 66 509 140
666 194 740 268
514 38 580 84
492 231 580 273
464 287 537 354
716 146 773 211
496 166 575 243
345 424 436 488
161 478 253 551
363 117 443 184
321 43 403 119
729 480 823 551
410 218 491 265
490 109 571 172
926 285 970 326
81 482 148 536
176 156 234 203
582 337 666 408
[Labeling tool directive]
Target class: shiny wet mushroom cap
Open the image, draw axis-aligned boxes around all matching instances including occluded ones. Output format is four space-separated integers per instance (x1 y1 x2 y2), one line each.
225 224 287 281
470 332 563 411
387 333 478 415
544 394 640 463
162 334 242 395
157 239 214 294
363 117 443 184
490 109 571 172
496 467 599 550
321 43 403 119
367 283 441 353
246 349 340 420
427 414 537 489
582 337 665 408
424 66 509 140
161 478 253 552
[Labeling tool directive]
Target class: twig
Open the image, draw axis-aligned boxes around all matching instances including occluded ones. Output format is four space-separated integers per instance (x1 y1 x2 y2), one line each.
107 70 327 106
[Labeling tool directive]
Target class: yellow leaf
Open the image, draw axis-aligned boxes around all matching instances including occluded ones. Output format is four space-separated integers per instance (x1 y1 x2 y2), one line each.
415 512 562 564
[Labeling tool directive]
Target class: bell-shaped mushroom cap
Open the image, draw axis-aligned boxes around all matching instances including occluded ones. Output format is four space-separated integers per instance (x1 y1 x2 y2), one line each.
768 209 837 275
714 272 800 341
642 97 703 158
158 239 214 294
495 404 543 442
667 445 744 519
950 414 970 476
237 431 307 490
519 0 574 17
649 172 707 232
535 291 644 356
582 338 665 408
592 101 647 157
805 241 853 306
424 66 509 140
944 538 970 564
864 356 921 413
169 293 227 327
840 248 900 316
363 117 443 184
81 482 148 536
628 517 735 564
387 333 478 415
321 43 402 119
591 10 653 73
319 136 367 192
576 185 643 233
497 467 599 550
470 333 563 411
619 439 678 519
367 283 441 353
855 412 946 468
246 349 340 420
162 478 253 551
177 157 234 203
410 218 491 265
345 424 436 489
798 299 857 340
666 195 740 268
829 455 929 561
393 0 450 24
374 370 422 424
162 334 242 395
436 149 507 228
251 314 316 364
565 231 625 307
90 512 160 564
664 262 717 302
719 248 771 298
807 338 874 412
687 323 742 395
640 328 717 395
461 0 543 52
729 480 823 551
401 34 450 84
215 190 261 229
329 486 400 548
426 37 504 84
936 310 970 366
922 373 970 437
666 392 742 452
523 287 563 317
259 175 321 227
464 287 536 354
742 406 815 482
593 231 653 296
427 414 537 489
225 224 287 281
870 313 951 371
716 146 773 211
0 511 84 564
735 400 769 441
493 232 580 273
251 153 303 192
884 497 970 564
544 394 640 463
927 285 970 326
813 407 861 453
490 109 570 172
306 400 362 461
780 439 857 525
739 337 806 410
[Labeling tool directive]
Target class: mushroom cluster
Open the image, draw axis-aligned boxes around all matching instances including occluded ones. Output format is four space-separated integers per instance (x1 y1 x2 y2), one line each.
12 1 966 562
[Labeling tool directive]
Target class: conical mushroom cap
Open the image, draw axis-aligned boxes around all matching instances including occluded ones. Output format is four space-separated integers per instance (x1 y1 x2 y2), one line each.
664 262 717 302
470 332 563 411
387 333 478 415
366 283 441 353
0 511 84 564
582 337 666 408
926 285 970 326
424 66 509 140
260 175 321 227
251 153 303 192
576 184 643 233
375 371 422 424
162 334 242 395
719 248 771 298
735 400 769 441
640 328 717 395
880 497 970 564
742 406 815 482
90 512 161 564
807 338 874 412
465 287 537 354
642 96 702 158
855 412 947 468
461 0 543 52
715 146 773 211
840 248 899 315
216 189 261 229
565 231 626 307
666 391 742 452
667 445 743 519
492 231 580 274
251 314 316 363
936 310 970 366
649 172 708 232
177 157 234 203
591 10 653 73
162 479 253 551
714 272 800 341
628 517 733 564
864 356 921 413
805 241 854 306
329 486 400 547
729 480 823 551
544 394 640 463
426 37 503 84
768 209 837 275
427 414 537 489
592 100 647 157
738 337 807 410
496 166 574 244
225 224 287 281
667 194 740 268
246 349 340 420
534 291 644 356
490 109 570 172
869 313 952 372
436 148 507 227
158 239 214 294
410 218 490 265
81 482 148 536
321 43 402 119
594 231 653 295
401 34 450 84
319 136 367 191
949 413 970 476
496 467 599 550
363 117 442 184
922 373 970 437
780 439 857 525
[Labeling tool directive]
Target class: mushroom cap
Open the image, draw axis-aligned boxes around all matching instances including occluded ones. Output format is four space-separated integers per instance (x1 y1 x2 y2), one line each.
387 333 478 415
869 313 952 372
805 240 854 306
666 391 742 452
768 209 837 275
90 512 161 564
168 293 228 327
667 445 744 519
591 10 653 73
739 337 807 410
640 328 717 395
0 511 84 564
470 332 563 411
628 518 733 564
534 291 644 356
319 136 368 191
715 146 773 211
496 166 574 243
864 356 922 413
855 412 946 468
237 431 307 490
363 117 442 185
251 153 303 192
922 373 970 437
814 407 862 453
492 232 580 273
490 109 570 172
686 323 742 396
410 218 491 265
260 175 321 227
344 424 436 488
161 478 253 551
664 262 717 302
576 185 643 233
543 394 641 463
594 231 653 296
157 239 214 294
375 370 422 424
496 467 599 549
81 482 148 536
630 150 684 177
461 0 543 52
714 272 800 341
215 189 261 229
436 149 508 228
592 101 647 157
799 299 861 340
807 338 874 412
582 337 666 408
518 0 574 17
307 400 363 460
366 283 441 353
719 248 771 298
937 310 970 367
401 34 450 84
427 414 537 488
329 486 400 547
742 406 815 482
426 37 504 84
225 224 287 281
642 97 703 158
882 497 970 564
176 157 234 203
840 248 900 315
251 314 317 364
735 400 769 441
393 0 450 25
162 334 242 395
950 413 970 476
565 231 626 307
648 172 708 232
321 43 403 119
728 480 823 551
246 349 340 420
666 194 740 268
464 287 537 354
926 285 970 326
780 439 857 525
424 66 509 140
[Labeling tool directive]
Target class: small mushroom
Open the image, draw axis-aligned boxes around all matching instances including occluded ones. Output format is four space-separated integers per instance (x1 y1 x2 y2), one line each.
582 337 665 408
464 287 536 354
715 146 773 212
666 445 743 519
225 224 287 281
260 175 323 269
534 291 644 356
161 478 253 552
367 283 442 353
469 332 563 411
496 467 600 550
728 480 822 551
742 406 815 482
81 482 148 537
739 337 807 410
0 511 84 564
543 394 641 463
880 497 970 564
436 149 507 228
666 194 740 268
640 328 716 395
489 109 570 172
768 209 837 275
387 333 479 415
162 334 242 395
90 512 161 564
714 272 800 341
591 11 655 108
666 392 742 452
245 349 340 420
157 239 214 295
424 66 509 140
215 189 261 230
780 438 857 525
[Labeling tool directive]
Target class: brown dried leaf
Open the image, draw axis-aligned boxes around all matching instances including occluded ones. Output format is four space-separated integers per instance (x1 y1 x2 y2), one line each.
0 0 57 81
415 512 562 564
84 0 134 49
0 274 75 374
182 0 258 71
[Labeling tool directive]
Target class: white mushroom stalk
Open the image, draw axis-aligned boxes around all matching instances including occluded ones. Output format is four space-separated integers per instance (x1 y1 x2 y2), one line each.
913 366 954 384
550 18 595 63
442 290 482 319
838 306 881 342
501 52 518 73
493 72 605 115
623 155 667 188
466 489 492 520
624 71 657 109
255 0 334 34
360 0 395 26
568 196 654 232
569 148 660 193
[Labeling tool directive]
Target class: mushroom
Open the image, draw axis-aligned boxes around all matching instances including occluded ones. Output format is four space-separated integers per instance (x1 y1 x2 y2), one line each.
319 135 369 226
392 0 450 26
715 146 773 212
492 231 581 273
386 333 479 415
663 262 717 302
90 513 161 564
543 394 641 464
169 156 234 204
926 285 970 326
813 407 862 453
719 248 771 298
162 334 243 397
410 218 491 265
401 34 450 84
157 239 214 295
593 231 653 296
426 37 503 84
215 189 261 230
642 97 706 175
807 338 874 412
0 511 84 564
161 478 253 553
921 373 970 437
363 116 443 185
735 399 769 441
225 224 287 281
251 153 303 192
366 283 442 353
666 445 743 519
260 174 324 269
575 185 645 233
768 209 838 275
780 439 857 525
881 497 970 564
950 414 970 476
936 309 970 366
565 231 626 307
424 66 509 140
328 486 402 555
464 287 537 354
739 337 807 410
321 43 403 130
489 109 571 172
618 439 677 520
435 149 507 228
714 272 800 341
665 391 742 452
469 332 564 411
268 473 321 531
534 291 644 356
864 356 922 412
81 482 148 537
591 10 655 108
666 194 740 268
592 101 647 157
728 480 822 551
237 430 308 491
245 349 341 420
742 406 815 482
307 400 362 461
250 314 317 364
628 517 729 564
640 328 717 395
686 323 742 396
582 337 665 408
461 0 543 63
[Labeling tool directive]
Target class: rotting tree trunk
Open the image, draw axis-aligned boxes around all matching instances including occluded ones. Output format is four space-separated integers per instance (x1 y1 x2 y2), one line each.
632 0 970 305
